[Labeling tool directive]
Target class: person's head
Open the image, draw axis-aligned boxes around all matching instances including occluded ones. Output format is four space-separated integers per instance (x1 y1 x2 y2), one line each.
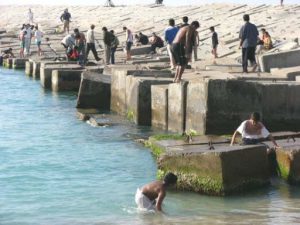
139 32 143 36
243 14 250 22
261 28 266 34
74 28 79 34
26 23 30 28
152 32 157 37
8 48 12 52
65 8 68 12
183 16 188 24
191 21 200 30
102 27 107 32
250 112 261 123
163 172 178 186
209 26 215 32
35 26 38 30
110 30 114 34
21 24 25 30
135 34 139 39
123 26 127 31
90 24 95 30
31 25 34 30
75 33 81 39
169 18 175 26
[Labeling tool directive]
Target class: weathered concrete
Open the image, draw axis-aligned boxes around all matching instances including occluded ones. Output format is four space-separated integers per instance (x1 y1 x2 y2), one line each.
3 58 13 68
125 76 172 125
77 72 111 110
157 143 269 195
151 85 169 130
32 61 41 79
25 61 33 76
40 64 82 89
271 66 300 81
168 82 188 133
12 58 29 69
130 45 152 55
52 69 85 92
259 49 300 72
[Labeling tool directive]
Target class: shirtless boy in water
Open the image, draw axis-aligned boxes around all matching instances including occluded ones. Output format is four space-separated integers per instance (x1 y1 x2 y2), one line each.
171 21 200 83
135 172 177 211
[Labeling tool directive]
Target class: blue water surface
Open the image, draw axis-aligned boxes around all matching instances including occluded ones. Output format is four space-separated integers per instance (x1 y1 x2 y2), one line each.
1 67 300 225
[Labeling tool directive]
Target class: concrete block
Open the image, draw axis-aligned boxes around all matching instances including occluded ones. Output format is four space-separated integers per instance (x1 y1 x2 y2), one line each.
32 61 41 79
126 76 172 126
40 64 82 89
271 66 300 81
3 58 12 68
130 45 152 55
76 72 111 110
25 61 33 76
158 144 269 195
168 82 188 133
12 58 28 69
259 49 300 72
151 85 168 130
52 69 85 91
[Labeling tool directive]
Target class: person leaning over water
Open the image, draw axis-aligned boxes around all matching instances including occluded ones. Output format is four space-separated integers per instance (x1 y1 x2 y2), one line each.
230 112 279 147
135 172 177 212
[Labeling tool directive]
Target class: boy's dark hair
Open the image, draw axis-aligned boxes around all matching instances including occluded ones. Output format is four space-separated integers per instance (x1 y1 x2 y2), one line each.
123 26 127 31
110 30 114 34
251 112 261 122
102 27 107 31
261 28 266 32
169 18 175 26
74 28 79 33
91 24 95 29
183 16 188 23
209 26 215 32
164 172 177 185
191 21 200 28
243 14 250 22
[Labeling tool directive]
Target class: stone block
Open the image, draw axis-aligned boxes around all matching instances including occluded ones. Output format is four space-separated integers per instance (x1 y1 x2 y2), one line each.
3 58 12 68
151 85 169 130
130 45 152 55
25 61 33 76
12 58 28 69
259 49 300 72
126 76 172 126
168 82 188 133
76 72 111 110
32 61 41 79
271 66 300 81
52 69 84 91
158 144 269 195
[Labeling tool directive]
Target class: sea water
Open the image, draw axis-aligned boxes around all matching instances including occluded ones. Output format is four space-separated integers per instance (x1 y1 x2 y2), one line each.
0 67 300 225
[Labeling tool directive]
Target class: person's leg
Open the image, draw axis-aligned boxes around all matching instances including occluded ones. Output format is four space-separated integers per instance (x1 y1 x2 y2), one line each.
193 46 198 62
177 65 185 82
66 21 69 34
242 48 248 73
82 45 86 65
248 47 257 72
86 43 91 62
167 44 175 69
90 43 100 60
111 47 116 64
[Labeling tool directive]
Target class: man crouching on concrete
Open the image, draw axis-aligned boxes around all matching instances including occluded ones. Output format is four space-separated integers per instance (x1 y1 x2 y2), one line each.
135 172 177 212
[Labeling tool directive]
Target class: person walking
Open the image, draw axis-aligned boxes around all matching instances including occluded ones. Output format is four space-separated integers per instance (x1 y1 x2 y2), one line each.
164 18 179 70
239 14 259 73
102 27 113 65
60 8 71 34
110 30 119 64
86 24 101 62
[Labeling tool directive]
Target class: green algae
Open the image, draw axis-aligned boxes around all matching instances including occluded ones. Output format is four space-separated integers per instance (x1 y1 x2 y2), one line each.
144 140 164 158
149 133 184 141
278 163 290 180
126 109 134 122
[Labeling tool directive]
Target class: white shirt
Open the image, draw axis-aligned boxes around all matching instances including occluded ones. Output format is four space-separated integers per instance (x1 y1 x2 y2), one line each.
86 29 95 43
28 11 33 21
237 120 270 139
127 29 133 43
35 30 43 42
61 34 75 47
24 28 32 39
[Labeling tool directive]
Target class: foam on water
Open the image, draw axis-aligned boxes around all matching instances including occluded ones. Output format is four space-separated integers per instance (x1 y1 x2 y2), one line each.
0 67 300 225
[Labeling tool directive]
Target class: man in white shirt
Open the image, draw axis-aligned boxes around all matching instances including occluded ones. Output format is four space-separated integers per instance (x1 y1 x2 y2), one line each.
34 26 43 56
230 112 278 147
86 24 100 61
23 24 32 56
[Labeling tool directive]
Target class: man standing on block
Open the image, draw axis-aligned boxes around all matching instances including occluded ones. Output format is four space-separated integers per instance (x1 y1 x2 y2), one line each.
164 18 179 70
60 9 71 34
86 24 101 62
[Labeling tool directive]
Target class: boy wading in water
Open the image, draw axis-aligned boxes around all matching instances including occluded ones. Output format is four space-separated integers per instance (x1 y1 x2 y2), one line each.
171 21 200 83
135 172 177 212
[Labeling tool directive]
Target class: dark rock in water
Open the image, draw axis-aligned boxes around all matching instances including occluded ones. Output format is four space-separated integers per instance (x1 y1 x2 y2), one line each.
77 112 90 121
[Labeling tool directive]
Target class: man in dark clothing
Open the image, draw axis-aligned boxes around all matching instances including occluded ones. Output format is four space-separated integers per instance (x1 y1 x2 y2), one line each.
102 27 113 65
239 14 259 73
60 9 71 34
138 32 149 45
181 16 189 28
150 33 164 53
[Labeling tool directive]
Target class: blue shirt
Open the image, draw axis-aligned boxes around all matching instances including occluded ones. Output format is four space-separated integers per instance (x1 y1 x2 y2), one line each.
164 26 179 44
239 22 259 48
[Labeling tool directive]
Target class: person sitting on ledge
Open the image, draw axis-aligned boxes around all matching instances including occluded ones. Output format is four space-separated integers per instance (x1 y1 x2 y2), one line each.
135 32 149 46
135 172 177 212
230 112 279 147
149 32 164 53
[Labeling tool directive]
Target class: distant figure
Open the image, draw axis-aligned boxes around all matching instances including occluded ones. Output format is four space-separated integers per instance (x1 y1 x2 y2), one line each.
135 172 177 211
155 0 163 4
164 18 179 70
210 26 218 59
74 28 86 65
34 26 43 56
171 21 200 83
86 24 101 61
19 28 26 58
135 32 149 46
123 26 134 60
149 33 164 53
280 0 284 6
110 30 119 64
23 24 32 56
230 112 279 147
239 14 259 73
181 16 189 28
102 27 113 65
104 0 115 7
28 8 34 24
60 9 71 34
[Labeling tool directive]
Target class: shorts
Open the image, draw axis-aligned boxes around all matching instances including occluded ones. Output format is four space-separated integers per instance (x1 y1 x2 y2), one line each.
171 43 187 66
64 20 70 28
20 41 25 48
126 41 133 51
36 41 41 47
135 188 155 211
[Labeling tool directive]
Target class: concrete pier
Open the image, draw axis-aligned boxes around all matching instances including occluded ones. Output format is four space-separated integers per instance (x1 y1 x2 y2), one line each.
12 58 28 69
52 69 85 92
151 85 169 130
25 61 33 76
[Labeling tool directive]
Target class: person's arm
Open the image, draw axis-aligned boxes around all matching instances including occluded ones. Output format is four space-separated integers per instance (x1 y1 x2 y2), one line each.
185 27 193 59
60 14 64 22
156 189 166 211
230 130 240 146
268 134 279 148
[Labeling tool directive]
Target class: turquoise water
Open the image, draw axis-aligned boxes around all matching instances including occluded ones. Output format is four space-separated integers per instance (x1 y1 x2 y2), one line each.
1 67 300 225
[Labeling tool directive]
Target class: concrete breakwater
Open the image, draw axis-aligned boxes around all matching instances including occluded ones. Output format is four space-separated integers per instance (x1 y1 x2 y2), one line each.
1 3 300 195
